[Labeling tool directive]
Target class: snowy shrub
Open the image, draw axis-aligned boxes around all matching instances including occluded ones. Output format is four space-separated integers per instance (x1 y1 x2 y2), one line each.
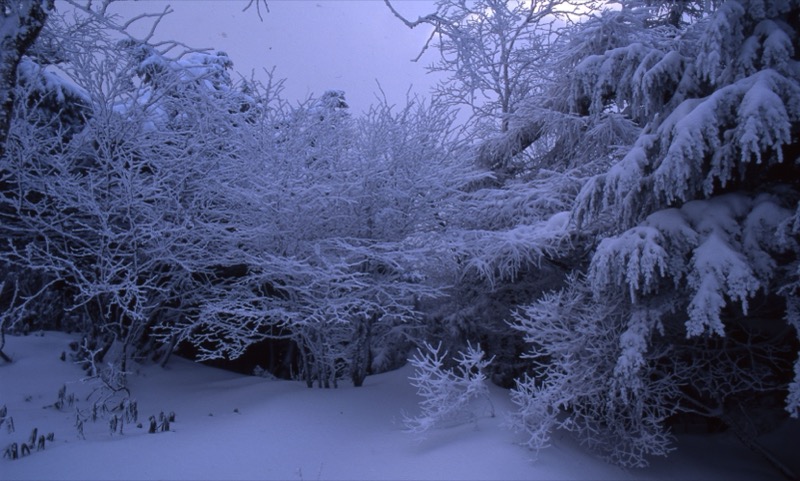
404 342 495 434
510 278 678 467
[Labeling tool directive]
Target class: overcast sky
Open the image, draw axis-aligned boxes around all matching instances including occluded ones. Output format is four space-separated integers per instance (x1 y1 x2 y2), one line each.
102 0 442 114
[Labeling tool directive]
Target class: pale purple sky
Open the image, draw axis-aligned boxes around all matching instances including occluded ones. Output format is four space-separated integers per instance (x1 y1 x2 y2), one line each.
105 0 442 113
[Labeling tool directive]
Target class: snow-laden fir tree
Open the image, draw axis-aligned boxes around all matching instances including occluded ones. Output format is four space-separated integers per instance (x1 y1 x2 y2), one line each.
511 0 800 470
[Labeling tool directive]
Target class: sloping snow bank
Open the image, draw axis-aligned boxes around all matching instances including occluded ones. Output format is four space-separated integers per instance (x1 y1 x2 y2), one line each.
0 332 791 480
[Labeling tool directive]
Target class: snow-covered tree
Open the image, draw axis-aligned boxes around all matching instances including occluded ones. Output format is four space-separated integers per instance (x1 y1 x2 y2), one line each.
510 278 678 466
384 1 635 386
510 0 800 470
0 0 54 158
160 89 476 387
0 5 259 371
385 0 592 134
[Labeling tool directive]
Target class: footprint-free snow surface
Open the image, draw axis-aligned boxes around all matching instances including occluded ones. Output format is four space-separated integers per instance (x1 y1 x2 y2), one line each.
0 332 795 480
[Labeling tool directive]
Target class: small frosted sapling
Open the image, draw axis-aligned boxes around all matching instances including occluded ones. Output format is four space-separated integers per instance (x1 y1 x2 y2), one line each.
0 406 10 436
147 411 176 432
109 415 118 435
159 412 170 432
75 414 85 440
54 386 75 410
2 428 54 459
53 385 67 410
404 342 495 434
3 442 18 460
124 400 138 423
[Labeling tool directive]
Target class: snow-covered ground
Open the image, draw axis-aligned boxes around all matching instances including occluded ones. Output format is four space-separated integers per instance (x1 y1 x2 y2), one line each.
0 332 794 480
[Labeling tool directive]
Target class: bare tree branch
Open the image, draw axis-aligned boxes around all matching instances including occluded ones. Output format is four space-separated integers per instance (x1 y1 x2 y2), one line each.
243 0 269 21
383 0 443 62
63 0 207 58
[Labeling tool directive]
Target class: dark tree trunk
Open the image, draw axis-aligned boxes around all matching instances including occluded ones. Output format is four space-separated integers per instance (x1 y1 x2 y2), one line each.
350 314 374 387
474 119 544 181
0 326 11 362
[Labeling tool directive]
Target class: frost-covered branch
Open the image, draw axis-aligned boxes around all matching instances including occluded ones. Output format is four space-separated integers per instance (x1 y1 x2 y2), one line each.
404 341 494 434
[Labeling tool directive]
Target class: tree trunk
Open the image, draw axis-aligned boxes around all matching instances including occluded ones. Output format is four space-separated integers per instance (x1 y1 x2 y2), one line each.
350 315 374 387
474 119 544 181
0 327 11 363
159 335 178 368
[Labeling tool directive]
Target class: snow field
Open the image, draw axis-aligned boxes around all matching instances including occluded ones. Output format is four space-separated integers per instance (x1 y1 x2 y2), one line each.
0 332 791 480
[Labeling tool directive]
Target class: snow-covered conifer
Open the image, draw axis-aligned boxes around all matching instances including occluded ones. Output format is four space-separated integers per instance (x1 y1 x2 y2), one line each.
512 0 800 468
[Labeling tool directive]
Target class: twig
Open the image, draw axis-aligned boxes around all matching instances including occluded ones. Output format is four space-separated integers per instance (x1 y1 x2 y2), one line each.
243 0 269 21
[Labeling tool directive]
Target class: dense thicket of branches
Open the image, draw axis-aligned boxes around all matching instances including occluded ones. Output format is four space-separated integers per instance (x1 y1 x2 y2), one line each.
0 3 475 387
0 0 797 472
